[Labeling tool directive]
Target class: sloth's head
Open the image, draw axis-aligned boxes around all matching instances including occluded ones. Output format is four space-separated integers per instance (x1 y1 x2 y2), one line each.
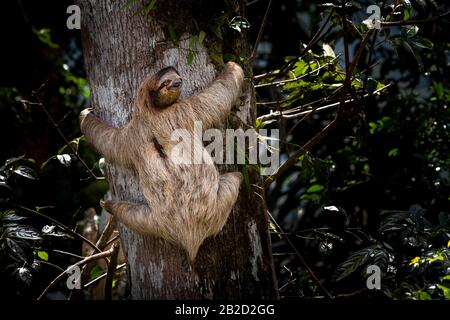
150 66 182 108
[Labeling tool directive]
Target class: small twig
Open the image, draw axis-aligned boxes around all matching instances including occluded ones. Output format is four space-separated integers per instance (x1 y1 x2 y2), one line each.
335 288 369 299
37 247 114 300
254 8 334 81
105 234 120 248
338 29 375 114
96 214 117 250
362 29 379 94
39 261 65 273
264 30 380 186
381 11 450 27
30 86 99 180
341 0 350 72
49 249 85 260
104 241 120 300
267 211 334 299
254 56 340 88
83 263 126 289
250 0 273 61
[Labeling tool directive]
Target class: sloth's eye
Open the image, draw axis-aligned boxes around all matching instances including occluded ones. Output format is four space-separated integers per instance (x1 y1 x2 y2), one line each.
163 80 170 87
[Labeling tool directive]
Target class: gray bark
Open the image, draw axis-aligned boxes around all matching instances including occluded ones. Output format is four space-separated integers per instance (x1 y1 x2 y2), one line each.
78 0 278 299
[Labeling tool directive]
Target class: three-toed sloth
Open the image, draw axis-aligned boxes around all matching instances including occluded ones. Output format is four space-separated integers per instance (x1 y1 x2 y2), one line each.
80 62 244 260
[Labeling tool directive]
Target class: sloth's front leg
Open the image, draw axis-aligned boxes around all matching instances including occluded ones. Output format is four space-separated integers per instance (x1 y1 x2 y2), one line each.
100 200 160 236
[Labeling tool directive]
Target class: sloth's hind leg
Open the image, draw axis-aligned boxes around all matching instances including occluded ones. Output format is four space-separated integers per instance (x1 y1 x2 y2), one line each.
100 200 158 235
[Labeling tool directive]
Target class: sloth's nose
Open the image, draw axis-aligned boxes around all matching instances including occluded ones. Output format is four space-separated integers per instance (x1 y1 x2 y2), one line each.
171 80 182 88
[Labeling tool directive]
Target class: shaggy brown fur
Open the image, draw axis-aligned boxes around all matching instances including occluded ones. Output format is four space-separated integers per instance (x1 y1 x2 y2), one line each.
80 62 244 260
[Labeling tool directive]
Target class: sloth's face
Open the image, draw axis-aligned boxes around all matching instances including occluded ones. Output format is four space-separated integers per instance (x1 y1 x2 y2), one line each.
153 71 183 108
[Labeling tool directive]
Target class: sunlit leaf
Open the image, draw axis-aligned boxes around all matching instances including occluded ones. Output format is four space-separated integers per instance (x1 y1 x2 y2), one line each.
56 154 72 167
229 16 250 33
388 148 399 157
1 211 26 222
3 155 25 170
438 285 450 299
16 267 33 285
38 251 49 261
409 256 421 266
13 166 38 180
7 226 41 240
401 0 412 21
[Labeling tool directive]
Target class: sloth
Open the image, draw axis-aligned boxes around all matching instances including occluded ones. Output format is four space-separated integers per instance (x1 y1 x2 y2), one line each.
80 62 244 260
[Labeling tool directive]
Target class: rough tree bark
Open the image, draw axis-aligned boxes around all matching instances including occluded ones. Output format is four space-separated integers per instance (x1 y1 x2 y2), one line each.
78 0 278 299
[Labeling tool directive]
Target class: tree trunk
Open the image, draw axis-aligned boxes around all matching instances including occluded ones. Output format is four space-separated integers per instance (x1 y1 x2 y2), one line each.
78 0 278 299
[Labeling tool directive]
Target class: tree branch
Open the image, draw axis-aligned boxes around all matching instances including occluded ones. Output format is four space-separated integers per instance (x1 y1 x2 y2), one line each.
264 30 376 186
257 83 391 122
30 85 99 180
267 211 334 299
381 11 450 27
104 241 120 300
250 0 273 61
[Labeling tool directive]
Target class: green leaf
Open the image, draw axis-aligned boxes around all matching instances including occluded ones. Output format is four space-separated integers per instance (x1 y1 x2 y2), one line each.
404 25 418 38
187 51 194 65
38 251 49 261
145 0 157 13
168 25 179 46
32 28 59 48
198 30 206 44
416 291 431 300
189 35 198 48
403 41 423 71
411 36 434 50
388 148 399 157
401 0 412 21
438 285 450 299
90 265 104 280
306 184 325 193
13 166 38 180
210 53 223 65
